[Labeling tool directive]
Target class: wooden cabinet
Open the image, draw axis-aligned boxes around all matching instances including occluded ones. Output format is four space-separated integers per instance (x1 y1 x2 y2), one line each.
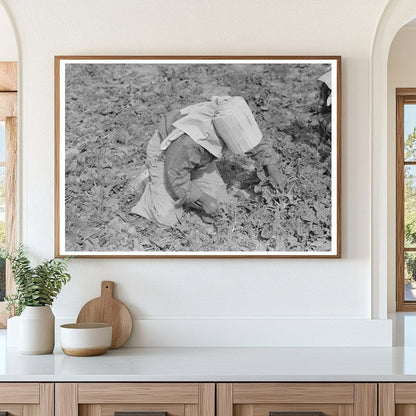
379 383 416 416
0 383 53 416
217 383 377 416
0 381 410 416
55 383 215 416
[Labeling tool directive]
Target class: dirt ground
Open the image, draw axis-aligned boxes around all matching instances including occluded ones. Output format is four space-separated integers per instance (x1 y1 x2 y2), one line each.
64 62 332 253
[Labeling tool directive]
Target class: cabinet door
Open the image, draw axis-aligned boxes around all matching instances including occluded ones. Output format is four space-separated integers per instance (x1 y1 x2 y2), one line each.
217 383 377 416
0 383 53 416
55 383 215 416
379 383 416 416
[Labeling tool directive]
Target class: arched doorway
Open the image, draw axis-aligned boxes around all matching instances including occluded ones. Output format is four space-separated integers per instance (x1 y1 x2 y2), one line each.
371 1 416 318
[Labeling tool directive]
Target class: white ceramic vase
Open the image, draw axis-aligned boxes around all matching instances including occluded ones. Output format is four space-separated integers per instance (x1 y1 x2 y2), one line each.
19 305 55 354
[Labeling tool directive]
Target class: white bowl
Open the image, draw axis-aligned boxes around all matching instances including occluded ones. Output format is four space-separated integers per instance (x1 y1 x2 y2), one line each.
60 323 112 356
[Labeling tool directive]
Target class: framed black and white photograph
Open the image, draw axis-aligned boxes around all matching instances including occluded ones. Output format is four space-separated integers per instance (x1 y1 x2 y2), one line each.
55 56 341 258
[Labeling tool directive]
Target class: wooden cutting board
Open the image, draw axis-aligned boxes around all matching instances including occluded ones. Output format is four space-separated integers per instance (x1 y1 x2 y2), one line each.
76 281 133 349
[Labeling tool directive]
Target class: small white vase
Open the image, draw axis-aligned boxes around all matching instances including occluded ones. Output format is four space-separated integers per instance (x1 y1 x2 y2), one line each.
19 306 55 354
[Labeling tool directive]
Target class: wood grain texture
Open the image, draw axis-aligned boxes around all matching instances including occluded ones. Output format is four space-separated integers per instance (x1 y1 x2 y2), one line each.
62 346 109 357
395 383 416 403
104 403 184 414
336 55 342 258
397 93 406 311
55 55 343 61
216 384 233 416
100 403 184 416
185 403 199 416
237 405 253 416
0 405 24 416
0 383 39 403
0 116 17 327
23 404 38 416
54 56 61 258
5 116 17 293
232 383 354 404
396 89 416 311
199 384 215 416
379 383 395 416
0 92 16 120
0 62 17 92
80 404 101 416
55 383 78 416
397 88 416 96
78 383 199 404
397 405 416 416
39 383 54 416
252 404 338 416
77 281 133 348
234 404 243 416
353 383 377 416
337 404 353 416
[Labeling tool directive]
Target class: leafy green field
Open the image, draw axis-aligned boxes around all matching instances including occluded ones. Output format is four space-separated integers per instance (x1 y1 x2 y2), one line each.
64 63 332 252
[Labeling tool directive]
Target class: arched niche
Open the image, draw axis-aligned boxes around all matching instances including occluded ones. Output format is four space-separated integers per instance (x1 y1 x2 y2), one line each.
371 0 416 319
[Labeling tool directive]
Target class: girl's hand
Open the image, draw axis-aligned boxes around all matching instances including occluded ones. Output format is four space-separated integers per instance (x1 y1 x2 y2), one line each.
199 193 219 215
266 164 287 192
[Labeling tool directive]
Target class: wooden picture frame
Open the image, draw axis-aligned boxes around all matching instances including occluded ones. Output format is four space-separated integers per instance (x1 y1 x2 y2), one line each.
55 56 341 258
396 88 416 311
0 61 17 326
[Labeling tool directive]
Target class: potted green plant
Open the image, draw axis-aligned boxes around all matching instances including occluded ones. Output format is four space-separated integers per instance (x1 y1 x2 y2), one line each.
5 246 71 354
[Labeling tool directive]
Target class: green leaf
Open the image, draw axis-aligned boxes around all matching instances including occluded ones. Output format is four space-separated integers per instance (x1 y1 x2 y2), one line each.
5 245 71 315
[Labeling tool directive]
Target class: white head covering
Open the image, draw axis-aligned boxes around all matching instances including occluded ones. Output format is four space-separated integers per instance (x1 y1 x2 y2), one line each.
213 96 262 154
318 71 332 106
160 96 262 157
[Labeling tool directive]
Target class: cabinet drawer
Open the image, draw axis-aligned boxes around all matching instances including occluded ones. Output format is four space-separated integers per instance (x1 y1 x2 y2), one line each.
217 383 376 416
81 404 185 416
0 383 53 415
56 383 215 416
78 383 200 404
0 383 39 403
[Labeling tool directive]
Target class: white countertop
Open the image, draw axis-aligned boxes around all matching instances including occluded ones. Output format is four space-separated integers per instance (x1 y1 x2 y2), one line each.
2 345 416 382
2 313 416 382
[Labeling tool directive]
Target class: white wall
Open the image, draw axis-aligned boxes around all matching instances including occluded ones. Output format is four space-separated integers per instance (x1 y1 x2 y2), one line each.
0 0 393 347
387 26 416 312
0 3 16 61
